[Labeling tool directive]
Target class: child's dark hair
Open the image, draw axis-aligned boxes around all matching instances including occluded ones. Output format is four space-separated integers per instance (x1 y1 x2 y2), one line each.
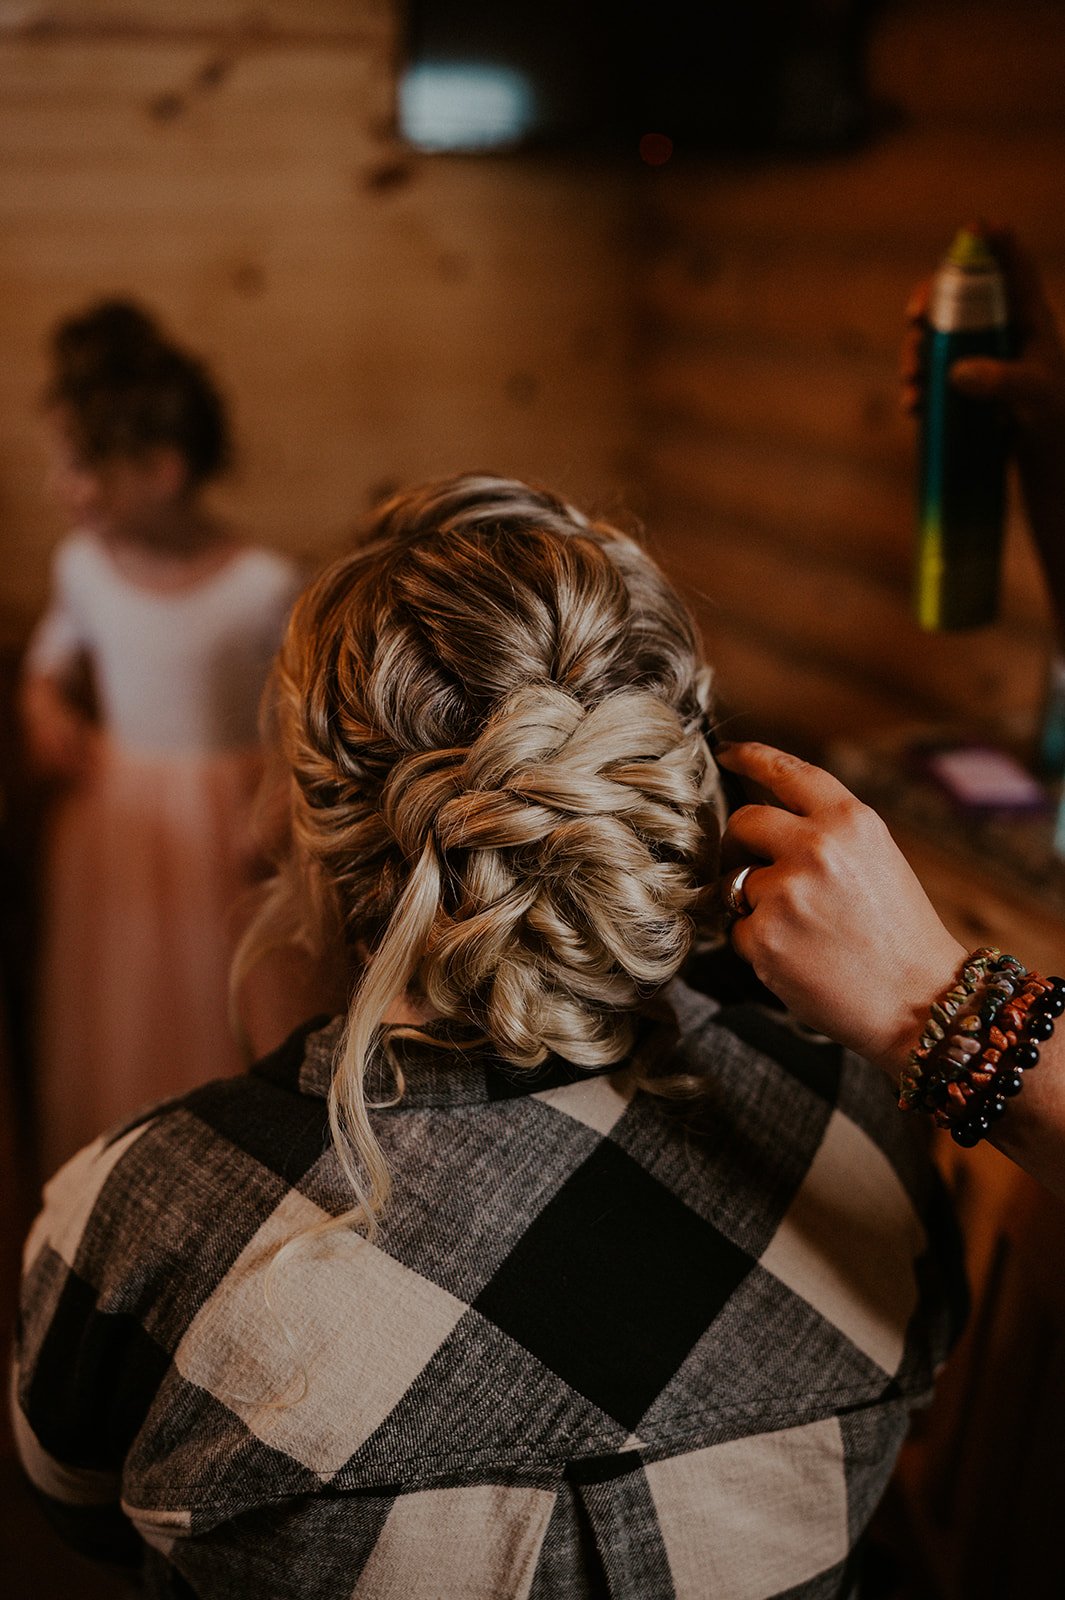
46 299 231 485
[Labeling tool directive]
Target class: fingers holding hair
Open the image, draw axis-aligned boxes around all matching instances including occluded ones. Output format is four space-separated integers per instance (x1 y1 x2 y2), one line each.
715 741 858 819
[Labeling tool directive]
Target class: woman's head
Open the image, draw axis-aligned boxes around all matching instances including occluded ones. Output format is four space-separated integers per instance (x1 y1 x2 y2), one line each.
44 299 231 536
265 473 722 1075
273 475 719 1052
244 475 722 1229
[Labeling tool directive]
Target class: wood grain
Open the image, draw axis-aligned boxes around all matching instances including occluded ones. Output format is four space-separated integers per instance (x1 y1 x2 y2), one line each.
0 10 637 625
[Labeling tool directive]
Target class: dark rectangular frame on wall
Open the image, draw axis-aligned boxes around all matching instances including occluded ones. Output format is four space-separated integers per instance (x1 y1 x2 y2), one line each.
398 0 886 157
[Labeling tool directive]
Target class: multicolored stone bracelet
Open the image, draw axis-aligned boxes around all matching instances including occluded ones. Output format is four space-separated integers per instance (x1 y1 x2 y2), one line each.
898 947 1065 1147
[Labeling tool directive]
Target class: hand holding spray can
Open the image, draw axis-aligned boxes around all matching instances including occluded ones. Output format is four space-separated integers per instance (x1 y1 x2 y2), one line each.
915 225 1013 631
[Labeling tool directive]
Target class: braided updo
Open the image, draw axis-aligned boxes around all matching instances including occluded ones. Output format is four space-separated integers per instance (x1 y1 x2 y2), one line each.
244 475 722 1230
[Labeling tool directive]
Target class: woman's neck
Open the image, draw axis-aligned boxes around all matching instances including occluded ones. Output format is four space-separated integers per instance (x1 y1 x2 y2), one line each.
382 993 442 1026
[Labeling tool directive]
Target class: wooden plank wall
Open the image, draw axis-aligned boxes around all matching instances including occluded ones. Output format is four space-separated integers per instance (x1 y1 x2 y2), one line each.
639 0 1065 748
0 0 637 634
5 0 1065 751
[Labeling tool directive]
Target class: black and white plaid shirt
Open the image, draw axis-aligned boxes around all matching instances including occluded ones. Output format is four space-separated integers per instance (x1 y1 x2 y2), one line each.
15 975 964 1598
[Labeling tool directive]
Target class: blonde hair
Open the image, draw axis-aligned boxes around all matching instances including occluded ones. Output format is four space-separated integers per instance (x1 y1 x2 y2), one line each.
237 475 722 1237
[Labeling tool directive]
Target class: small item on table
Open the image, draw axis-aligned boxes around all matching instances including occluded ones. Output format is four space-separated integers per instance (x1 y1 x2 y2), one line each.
915 742 1050 812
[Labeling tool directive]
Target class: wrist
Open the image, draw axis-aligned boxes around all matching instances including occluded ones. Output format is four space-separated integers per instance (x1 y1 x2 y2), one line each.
872 935 968 1083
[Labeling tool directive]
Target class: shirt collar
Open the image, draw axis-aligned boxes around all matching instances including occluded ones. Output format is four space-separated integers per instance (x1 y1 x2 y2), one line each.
262 999 683 1110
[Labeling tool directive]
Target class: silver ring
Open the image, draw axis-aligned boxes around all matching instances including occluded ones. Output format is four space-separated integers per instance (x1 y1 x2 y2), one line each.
723 864 755 920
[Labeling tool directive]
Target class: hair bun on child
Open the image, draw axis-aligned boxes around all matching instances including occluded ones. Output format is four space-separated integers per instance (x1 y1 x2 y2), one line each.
45 297 231 483
52 298 165 385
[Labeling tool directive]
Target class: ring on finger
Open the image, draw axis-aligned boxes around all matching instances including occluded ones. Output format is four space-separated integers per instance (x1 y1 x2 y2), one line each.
723 864 756 920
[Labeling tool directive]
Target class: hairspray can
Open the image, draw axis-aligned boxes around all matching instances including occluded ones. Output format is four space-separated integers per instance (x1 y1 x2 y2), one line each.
915 226 1012 630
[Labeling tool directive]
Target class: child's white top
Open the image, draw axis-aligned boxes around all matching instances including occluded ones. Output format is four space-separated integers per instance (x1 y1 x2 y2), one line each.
26 530 303 754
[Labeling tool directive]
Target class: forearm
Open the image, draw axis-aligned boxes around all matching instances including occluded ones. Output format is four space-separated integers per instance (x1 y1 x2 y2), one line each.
984 1025 1065 1200
18 672 95 779
1017 436 1065 645
19 670 66 724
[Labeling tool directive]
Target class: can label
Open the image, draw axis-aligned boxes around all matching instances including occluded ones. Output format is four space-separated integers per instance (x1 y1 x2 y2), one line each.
916 240 1011 632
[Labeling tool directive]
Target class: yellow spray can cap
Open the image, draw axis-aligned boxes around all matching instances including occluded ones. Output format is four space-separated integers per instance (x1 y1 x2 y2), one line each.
947 225 997 272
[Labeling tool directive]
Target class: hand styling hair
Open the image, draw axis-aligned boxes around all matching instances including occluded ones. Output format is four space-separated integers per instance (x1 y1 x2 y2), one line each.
237 475 721 1234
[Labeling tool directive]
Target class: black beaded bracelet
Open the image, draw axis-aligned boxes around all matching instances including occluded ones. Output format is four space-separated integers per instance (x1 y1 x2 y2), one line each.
901 950 1065 1147
948 975 1064 1146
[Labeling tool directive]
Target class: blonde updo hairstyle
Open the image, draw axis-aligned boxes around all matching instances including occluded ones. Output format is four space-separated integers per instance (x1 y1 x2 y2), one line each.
242 475 722 1235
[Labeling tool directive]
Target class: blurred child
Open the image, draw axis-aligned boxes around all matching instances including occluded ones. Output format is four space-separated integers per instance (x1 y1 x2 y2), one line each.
20 300 302 1175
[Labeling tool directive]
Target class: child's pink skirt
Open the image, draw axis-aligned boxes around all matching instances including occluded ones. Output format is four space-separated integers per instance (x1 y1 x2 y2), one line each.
35 738 263 1177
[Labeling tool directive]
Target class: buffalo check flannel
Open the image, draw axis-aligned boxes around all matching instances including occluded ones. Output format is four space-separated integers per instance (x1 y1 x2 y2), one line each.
14 974 965 1598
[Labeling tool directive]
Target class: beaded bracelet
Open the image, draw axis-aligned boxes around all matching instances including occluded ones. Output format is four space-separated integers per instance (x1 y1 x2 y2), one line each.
896 946 1001 1111
898 947 1065 1147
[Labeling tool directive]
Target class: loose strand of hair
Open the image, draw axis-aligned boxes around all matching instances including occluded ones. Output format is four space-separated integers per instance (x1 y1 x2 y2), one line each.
327 836 443 1241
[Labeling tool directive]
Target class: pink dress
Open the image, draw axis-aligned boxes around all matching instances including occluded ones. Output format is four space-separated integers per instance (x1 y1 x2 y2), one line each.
26 531 302 1176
